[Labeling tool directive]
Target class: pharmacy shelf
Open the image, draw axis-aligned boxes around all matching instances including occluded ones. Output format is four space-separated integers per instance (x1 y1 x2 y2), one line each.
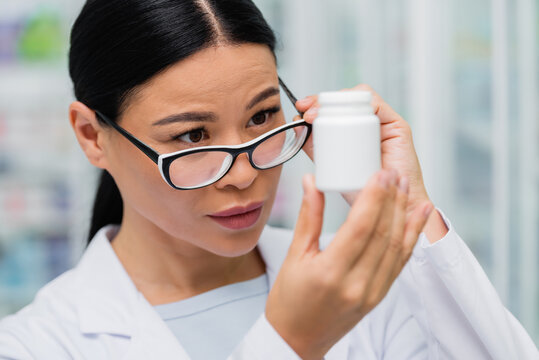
0 64 72 108
454 119 492 152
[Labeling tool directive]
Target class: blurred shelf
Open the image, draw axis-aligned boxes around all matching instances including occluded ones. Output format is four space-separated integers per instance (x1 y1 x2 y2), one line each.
456 120 492 152
0 63 73 111
0 212 71 237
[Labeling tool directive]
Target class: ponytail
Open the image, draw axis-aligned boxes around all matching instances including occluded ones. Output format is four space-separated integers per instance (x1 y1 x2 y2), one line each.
87 170 123 244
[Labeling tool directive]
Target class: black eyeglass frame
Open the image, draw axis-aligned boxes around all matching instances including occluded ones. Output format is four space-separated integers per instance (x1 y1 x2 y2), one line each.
95 77 311 190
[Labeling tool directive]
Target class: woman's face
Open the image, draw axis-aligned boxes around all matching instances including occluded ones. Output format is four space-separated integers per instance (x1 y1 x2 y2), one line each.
103 44 284 256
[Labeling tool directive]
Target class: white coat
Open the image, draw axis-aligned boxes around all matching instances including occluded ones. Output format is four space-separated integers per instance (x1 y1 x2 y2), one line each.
0 210 537 359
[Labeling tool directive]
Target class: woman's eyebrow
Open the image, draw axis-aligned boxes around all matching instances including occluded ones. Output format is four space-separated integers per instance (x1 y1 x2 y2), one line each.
152 112 217 126
152 86 279 126
246 86 280 110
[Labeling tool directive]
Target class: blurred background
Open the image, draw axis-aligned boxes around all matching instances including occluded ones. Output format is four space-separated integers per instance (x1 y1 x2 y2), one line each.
0 0 537 344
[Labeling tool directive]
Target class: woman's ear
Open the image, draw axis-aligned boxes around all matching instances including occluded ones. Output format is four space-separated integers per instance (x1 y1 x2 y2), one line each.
69 101 109 169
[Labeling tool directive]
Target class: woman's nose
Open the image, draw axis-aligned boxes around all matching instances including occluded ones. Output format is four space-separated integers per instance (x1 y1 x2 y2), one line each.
213 152 257 190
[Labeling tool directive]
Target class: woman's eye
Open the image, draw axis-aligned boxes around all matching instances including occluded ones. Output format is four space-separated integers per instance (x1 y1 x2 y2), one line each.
250 112 269 125
248 106 280 127
175 128 207 144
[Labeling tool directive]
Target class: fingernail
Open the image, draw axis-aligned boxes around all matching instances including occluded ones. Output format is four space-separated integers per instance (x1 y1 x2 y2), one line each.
423 203 434 218
303 173 315 190
398 176 409 194
296 97 312 106
302 175 310 195
305 107 318 118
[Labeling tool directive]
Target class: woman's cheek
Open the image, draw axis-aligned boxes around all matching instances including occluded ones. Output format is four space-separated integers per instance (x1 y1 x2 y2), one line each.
262 166 283 215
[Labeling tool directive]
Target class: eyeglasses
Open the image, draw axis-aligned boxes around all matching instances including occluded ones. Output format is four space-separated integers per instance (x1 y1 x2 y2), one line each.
95 78 311 190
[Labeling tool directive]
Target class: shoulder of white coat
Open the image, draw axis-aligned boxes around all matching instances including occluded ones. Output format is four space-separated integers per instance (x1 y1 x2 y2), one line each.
3 265 82 322
0 267 83 356
346 267 427 358
0 226 118 356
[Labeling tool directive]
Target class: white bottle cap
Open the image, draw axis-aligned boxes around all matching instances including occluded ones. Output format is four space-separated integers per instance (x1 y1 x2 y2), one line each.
318 90 372 105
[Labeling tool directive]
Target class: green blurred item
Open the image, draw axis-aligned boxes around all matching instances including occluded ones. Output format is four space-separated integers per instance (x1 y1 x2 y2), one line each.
17 9 63 62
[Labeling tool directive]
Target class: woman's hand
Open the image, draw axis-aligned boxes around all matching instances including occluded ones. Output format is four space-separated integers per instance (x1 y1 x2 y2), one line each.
295 85 448 243
296 85 428 214
265 170 433 360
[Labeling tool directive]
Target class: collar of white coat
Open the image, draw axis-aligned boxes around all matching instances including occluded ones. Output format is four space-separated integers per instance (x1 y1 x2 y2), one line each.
74 224 291 336
74 225 138 336
74 224 349 358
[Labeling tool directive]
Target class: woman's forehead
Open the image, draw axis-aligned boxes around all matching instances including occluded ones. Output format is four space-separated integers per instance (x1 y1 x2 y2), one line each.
136 44 277 105
118 44 279 127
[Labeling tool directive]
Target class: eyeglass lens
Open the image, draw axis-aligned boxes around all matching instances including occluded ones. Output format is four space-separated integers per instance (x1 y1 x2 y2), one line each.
168 124 309 189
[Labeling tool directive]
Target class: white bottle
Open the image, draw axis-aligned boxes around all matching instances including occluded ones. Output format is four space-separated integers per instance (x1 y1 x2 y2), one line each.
313 91 381 192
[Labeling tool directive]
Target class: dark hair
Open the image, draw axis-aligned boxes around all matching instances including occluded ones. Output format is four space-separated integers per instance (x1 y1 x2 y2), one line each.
68 0 277 243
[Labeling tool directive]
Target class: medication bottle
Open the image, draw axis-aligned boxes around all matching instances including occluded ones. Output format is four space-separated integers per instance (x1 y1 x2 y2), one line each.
313 91 381 192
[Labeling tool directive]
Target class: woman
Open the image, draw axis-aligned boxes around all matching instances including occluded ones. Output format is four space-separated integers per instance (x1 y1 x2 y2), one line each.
0 0 537 359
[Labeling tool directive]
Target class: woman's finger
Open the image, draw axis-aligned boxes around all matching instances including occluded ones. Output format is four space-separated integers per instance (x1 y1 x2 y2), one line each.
359 175 409 302
295 96 317 112
295 97 319 124
345 170 399 285
324 170 395 270
303 106 319 123
289 174 326 258
351 84 406 125
298 107 314 160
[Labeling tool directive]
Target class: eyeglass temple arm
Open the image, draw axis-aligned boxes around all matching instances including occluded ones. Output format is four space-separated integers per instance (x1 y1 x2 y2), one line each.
95 110 160 164
278 77 305 118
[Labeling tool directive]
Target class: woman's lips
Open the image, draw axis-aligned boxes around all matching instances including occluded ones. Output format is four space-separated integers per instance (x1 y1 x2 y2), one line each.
208 201 264 230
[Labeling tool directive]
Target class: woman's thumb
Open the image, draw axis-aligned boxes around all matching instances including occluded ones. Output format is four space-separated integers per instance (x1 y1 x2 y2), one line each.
290 174 325 256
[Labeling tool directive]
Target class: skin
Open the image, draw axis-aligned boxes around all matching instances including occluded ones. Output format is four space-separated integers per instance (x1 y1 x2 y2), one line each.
296 91 449 243
70 42 447 358
70 44 283 303
267 169 433 359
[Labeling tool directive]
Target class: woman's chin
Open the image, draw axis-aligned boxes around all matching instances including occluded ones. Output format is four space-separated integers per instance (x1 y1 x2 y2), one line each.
206 225 265 257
